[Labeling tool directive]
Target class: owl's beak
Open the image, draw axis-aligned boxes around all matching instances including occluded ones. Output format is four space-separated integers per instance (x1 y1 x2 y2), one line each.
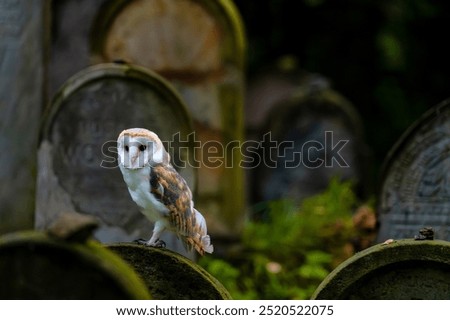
129 146 140 168
127 146 142 169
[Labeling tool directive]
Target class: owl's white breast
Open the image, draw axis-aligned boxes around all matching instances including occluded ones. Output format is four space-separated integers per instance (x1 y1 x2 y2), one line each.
119 165 169 223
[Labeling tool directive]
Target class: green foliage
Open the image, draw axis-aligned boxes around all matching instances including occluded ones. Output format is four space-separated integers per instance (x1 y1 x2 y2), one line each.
200 179 359 299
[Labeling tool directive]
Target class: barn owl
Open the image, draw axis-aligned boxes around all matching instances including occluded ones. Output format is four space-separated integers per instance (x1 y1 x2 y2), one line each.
117 128 213 255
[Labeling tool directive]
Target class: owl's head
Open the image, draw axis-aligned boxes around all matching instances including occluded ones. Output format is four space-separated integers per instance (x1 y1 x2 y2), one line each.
117 128 170 169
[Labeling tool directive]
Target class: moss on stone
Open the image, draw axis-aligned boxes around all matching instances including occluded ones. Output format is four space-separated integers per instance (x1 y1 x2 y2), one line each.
0 231 151 299
108 243 232 299
312 239 450 299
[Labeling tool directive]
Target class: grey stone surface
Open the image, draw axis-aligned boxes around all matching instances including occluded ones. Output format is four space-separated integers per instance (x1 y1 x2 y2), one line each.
377 99 450 242
48 0 107 98
0 0 44 234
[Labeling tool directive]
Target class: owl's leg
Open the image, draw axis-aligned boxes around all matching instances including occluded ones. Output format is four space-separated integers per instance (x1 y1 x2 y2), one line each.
134 221 166 247
146 221 166 248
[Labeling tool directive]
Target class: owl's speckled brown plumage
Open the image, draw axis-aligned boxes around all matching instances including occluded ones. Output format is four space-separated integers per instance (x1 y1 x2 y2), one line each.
117 128 213 255
150 165 211 254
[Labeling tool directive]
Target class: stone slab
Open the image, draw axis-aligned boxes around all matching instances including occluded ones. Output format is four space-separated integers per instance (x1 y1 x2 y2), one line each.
0 0 44 234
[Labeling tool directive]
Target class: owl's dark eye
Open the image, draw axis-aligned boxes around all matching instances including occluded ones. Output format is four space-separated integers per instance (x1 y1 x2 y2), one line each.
139 144 147 152
125 145 129 152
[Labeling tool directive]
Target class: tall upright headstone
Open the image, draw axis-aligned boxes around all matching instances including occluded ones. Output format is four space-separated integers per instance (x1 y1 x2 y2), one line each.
48 0 108 98
377 99 450 241
36 63 196 257
0 0 45 234
91 0 247 245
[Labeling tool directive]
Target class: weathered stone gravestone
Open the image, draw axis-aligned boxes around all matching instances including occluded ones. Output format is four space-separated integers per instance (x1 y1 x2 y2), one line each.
245 56 314 137
0 231 151 299
0 0 45 234
312 239 450 299
108 243 231 299
377 99 450 242
250 81 365 204
36 63 196 256
1 212 228 299
91 0 247 244
48 0 109 98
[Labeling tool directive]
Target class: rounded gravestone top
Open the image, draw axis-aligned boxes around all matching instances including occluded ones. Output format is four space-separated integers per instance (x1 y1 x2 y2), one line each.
377 98 450 242
107 243 232 299
312 239 450 299
91 0 246 72
254 87 365 203
0 232 151 299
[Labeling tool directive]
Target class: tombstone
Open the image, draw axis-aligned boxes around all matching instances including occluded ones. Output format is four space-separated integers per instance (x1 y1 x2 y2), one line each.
0 0 45 234
377 98 450 242
312 239 450 299
36 62 197 257
0 230 150 299
47 0 109 98
245 55 312 137
108 243 232 299
90 0 247 245
251 81 365 206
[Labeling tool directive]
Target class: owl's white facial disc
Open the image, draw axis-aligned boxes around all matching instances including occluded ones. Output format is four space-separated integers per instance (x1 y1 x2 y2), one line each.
117 128 169 169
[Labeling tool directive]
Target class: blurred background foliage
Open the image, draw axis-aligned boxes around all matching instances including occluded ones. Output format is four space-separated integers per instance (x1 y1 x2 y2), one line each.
200 0 449 299
234 0 450 186
200 179 374 299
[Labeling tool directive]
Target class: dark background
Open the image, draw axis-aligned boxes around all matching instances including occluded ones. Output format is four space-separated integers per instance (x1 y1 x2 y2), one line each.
234 0 450 193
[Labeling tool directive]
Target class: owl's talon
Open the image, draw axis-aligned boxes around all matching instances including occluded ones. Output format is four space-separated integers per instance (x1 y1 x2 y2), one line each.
134 238 148 245
154 239 166 248
133 238 165 248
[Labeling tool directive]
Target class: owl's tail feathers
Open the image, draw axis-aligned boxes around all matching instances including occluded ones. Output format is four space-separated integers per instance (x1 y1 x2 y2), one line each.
185 234 214 255
189 209 214 255
201 234 214 254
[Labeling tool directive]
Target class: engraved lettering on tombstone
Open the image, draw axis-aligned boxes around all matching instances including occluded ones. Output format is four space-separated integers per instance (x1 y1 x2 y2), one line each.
377 99 450 241
36 64 196 257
